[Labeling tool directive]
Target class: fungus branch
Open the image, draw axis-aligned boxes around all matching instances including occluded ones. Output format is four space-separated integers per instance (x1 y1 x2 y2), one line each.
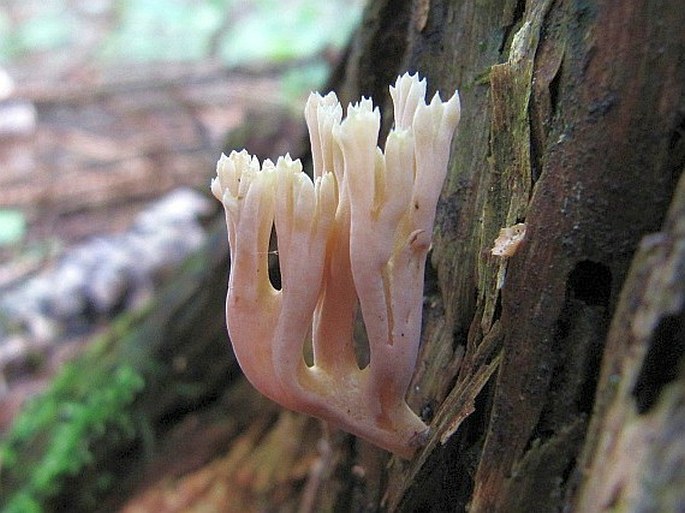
211 73 460 457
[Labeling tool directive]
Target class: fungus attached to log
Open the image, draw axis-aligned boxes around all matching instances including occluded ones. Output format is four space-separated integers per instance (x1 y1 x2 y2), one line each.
211 73 460 458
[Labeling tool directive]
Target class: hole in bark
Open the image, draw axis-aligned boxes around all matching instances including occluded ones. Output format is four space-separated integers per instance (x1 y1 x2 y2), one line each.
567 260 612 307
526 261 611 448
512 0 526 22
423 249 440 297
493 291 503 322
529 128 543 183
633 313 685 414
530 54 564 183
498 0 527 55
548 60 563 119
527 299 607 449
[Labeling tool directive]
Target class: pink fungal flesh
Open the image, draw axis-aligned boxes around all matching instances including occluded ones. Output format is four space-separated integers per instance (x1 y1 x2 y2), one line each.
211 73 460 457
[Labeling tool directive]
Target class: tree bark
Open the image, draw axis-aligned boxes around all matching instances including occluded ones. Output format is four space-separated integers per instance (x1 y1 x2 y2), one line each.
3 1 683 512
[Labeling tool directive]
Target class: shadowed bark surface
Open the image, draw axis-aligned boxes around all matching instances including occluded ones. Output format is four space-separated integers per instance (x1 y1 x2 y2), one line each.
292 0 685 510
1 1 683 512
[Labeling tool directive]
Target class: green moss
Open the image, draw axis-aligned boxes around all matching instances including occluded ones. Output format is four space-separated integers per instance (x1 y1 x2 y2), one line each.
0 230 227 512
0 362 144 512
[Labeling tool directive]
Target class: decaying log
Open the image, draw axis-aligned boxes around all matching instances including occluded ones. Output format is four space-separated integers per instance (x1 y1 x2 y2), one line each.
2 1 683 512
380 1 685 511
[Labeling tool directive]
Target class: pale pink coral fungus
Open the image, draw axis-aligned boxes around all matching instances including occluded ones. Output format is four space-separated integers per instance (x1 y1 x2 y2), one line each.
211 73 460 457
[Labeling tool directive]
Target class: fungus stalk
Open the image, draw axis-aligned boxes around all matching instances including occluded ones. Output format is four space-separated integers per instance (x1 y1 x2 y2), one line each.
211 73 460 458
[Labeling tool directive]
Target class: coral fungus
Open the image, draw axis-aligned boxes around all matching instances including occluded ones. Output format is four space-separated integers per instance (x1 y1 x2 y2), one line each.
211 73 460 457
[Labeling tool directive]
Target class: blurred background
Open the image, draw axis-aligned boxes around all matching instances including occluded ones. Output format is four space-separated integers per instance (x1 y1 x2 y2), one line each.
0 0 363 465
0 0 362 251
0 2 365 510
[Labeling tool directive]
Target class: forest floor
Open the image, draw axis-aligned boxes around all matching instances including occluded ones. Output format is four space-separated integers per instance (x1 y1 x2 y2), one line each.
0 0 359 285
0 60 282 280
